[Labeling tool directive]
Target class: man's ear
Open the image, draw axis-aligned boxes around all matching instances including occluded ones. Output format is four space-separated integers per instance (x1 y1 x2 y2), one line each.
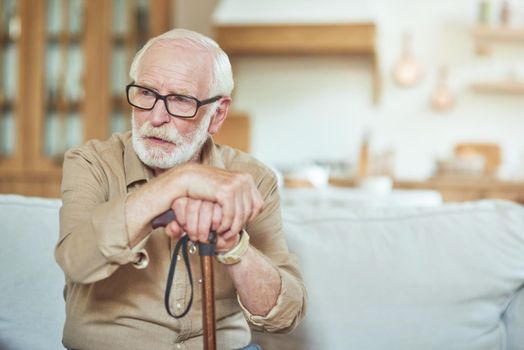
208 97 231 135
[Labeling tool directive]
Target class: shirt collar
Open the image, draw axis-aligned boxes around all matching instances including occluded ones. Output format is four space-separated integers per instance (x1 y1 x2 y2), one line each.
201 136 226 170
123 132 153 187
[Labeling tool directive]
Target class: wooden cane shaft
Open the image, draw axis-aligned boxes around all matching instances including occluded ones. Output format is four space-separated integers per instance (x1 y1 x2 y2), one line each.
200 255 216 350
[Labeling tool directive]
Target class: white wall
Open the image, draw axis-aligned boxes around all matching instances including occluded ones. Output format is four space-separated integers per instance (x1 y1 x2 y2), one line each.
179 0 524 180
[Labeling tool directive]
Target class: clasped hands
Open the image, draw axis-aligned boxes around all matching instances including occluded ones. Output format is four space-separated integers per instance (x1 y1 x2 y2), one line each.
162 164 263 252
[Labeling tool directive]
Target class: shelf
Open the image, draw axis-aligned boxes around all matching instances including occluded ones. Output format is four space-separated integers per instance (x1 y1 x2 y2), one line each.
0 34 16 44
471 81 524 94
472 25 524 55
215 23 376 54
329 176 524 203
472 25 524 41
112 34 141 46
45 99 82 111
46 33 83 44
0 100 14 110
214 23 381 104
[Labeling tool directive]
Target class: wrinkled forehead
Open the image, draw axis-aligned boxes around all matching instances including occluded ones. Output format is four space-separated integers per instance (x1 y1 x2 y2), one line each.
137 40 214 94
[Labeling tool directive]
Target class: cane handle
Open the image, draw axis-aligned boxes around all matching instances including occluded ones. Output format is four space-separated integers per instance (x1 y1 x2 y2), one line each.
152 209 176 229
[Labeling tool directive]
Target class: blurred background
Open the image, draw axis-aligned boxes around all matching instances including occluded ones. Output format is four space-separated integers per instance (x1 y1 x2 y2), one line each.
0 0 523 204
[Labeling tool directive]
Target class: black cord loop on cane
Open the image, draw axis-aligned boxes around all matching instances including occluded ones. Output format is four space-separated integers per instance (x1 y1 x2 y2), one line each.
164 232 217 318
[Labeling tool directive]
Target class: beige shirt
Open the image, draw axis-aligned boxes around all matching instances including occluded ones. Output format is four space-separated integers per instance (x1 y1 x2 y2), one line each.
56 132 306 350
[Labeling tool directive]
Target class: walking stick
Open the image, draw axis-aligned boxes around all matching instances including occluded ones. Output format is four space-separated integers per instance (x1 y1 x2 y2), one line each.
152 209 217 350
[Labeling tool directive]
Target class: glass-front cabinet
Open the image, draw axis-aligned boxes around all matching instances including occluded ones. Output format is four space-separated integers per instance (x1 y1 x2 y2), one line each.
44 0 84 161
0 0 173 197
0 0 18 163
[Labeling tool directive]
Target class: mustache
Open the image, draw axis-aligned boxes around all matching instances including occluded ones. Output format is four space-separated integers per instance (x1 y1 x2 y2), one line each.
138 122 180 144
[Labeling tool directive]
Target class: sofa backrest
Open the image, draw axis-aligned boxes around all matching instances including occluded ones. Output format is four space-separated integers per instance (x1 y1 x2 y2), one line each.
254 200 524 350
1 195 524 350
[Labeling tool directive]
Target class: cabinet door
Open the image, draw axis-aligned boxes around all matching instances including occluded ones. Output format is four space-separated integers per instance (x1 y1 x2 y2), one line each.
0 0 20 167
43 0 86 166
0 0 173 197
110 0 173 135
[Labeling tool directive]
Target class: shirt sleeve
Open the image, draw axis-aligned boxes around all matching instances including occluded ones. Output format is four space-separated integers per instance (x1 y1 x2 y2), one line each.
55 147 150 284
237 258 307 333
237 169 307 333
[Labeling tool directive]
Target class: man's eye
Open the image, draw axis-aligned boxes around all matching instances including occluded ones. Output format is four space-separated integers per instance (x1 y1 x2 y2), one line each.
168 95 190 104
140 89 154 97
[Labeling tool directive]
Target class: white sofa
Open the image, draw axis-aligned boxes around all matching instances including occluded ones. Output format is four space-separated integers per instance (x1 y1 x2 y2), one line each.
1 194 524 350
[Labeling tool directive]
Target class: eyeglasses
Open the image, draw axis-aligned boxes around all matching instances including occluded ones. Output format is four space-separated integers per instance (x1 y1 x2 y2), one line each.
126 84 222 119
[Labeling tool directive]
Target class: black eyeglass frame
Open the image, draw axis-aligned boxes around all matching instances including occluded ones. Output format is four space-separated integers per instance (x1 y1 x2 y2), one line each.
126 83 222 119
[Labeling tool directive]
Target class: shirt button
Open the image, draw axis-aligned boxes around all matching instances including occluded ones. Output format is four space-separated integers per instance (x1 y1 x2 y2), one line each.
177 255 181 261
198 278 202 284
176 302 181 309
176 343 182 349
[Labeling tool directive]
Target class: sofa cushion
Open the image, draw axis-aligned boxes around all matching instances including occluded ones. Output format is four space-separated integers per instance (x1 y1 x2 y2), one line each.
2 194 524 350
0 195 64 350
254 200 524 350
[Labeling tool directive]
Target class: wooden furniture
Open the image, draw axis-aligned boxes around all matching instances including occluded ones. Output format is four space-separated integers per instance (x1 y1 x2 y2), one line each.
213 112 251 153
214 23 381 104
454 143 501 177
470 25 524 94
472 25 524 47
329 177 524 204
0 0 173 198
395 178 524 204
471 81 524 95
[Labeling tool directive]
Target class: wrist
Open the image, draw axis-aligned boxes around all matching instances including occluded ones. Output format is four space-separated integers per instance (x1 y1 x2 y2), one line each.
216 233 241 253
215 230 250 265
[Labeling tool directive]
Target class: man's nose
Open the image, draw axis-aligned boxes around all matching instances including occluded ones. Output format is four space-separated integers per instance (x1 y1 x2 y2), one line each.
149 99 171 126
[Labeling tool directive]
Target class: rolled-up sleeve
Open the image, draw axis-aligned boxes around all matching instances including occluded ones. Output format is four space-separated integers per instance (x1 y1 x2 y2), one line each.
237 261 307 332
238 169 307 332
55 147 149 284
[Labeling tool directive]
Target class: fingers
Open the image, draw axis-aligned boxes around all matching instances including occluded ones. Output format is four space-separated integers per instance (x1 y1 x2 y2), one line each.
185 199 203 241
211 204 222 232
165 220 183 239
215 231 240 252
217 187 234 235
249 185 264 223
172 197 188 228
215 172 262 234
166 199 237 252
197 201 214 242
165 165 265 242
229 189 245 238
169 198 215 243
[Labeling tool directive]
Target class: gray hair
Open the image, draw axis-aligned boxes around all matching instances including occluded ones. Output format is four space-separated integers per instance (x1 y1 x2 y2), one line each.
129 28 234 96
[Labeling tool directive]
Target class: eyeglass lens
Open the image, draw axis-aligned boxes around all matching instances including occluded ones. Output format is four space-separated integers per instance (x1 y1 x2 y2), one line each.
128 85 198 117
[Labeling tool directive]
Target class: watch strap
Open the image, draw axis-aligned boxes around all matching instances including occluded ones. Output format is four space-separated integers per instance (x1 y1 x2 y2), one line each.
215 230 250 265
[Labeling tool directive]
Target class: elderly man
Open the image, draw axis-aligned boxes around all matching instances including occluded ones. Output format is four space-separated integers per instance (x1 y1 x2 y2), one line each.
55 29 306 350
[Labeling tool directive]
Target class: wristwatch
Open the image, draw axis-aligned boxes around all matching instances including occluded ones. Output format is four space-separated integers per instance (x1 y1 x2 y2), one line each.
215 230 250 265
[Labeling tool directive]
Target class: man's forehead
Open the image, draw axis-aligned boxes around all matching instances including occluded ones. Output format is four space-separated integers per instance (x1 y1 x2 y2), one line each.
143 40 212 67
136 41 213 94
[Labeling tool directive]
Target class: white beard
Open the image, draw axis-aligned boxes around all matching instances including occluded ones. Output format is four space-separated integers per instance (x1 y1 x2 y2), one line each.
131 111 213 169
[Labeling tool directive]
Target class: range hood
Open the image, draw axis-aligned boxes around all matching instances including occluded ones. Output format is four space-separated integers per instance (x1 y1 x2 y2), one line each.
211 0 381 104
